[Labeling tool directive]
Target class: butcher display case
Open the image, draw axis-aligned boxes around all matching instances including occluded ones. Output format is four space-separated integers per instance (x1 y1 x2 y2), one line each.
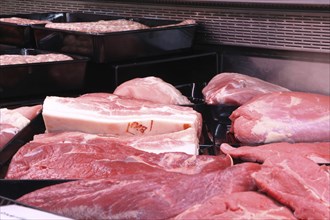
0 0 329 219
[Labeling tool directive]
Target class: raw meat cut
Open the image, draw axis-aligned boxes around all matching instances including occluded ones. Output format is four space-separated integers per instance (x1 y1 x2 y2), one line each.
5 137 232 179
32 128 200 155
42 93 202 137
0 105 42 149
230 91 330 144
173 191 296 219
17 162 260 219
252 155 330 220
45 19 149 33
0 54 72 65
0 17 51 25
220 142 330 164
113 76 191 105
202 72 289 105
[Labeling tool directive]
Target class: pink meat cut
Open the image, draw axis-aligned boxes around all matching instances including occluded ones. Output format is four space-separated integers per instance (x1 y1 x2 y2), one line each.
5 137 233 179
42 93 202 137
113 76 191 105
220 142 330 164
252 155 330 220
18 162 260 219
173 191 296 219
202 72 289 105
230 91 330 144
0 105 42 149
32 128 200 155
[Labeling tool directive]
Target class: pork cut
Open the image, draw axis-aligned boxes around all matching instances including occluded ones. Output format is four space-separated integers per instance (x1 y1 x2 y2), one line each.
113 76 191 105
220 142 330 164
202 72 289 106
42 93 202 137
17 162 260 219
230 91 330 144
0 105 42 149
5 137 232 179
252 155 330 220
32 128 200 155
173 191 296 219
0 54 72 65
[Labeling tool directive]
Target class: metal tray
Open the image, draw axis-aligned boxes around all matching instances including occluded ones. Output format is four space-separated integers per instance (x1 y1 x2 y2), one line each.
32 13 197 63
0 48 89 100
0 12 114 47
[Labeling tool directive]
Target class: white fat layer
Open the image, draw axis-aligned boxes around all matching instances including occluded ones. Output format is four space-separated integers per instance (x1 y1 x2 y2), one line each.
43 99 197 123
0 109 30 130
288 96 302 107
251 117 291 143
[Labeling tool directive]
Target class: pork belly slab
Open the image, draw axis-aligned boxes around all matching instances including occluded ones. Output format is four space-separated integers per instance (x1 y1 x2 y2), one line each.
113 76 192 105
5 135 232 179
220 142 330 164
42 93 202 137
252 155 330 220
173 191 296 220
202 72 289 106
230 91 330 144
17 163 260 219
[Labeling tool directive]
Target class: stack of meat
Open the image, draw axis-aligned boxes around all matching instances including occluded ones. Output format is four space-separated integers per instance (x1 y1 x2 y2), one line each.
0 53 73 65
4 75 330 219
0 17 51 25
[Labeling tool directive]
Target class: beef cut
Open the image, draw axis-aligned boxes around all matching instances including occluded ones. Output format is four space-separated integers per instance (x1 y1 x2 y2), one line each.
220 142 330 164
173 191 296 219
42 93 202 137
17 162 260 219
0 105 42 149
5 137 232 179
252 155 330 220
202 72 289 106
230 91 330 144
113 76 191 105
32 128 200 155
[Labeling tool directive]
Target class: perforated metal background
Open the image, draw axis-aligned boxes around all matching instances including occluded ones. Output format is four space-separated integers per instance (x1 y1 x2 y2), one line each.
0 0 329 53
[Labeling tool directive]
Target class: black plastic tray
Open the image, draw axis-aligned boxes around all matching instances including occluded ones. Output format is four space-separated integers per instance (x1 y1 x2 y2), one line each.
32 13 197 63
0 180 75 200
0 110 45 169
0 48 89 100
0 12 114 47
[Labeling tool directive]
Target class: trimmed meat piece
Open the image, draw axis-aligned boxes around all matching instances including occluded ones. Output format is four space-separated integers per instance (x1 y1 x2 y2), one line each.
17 162 261 219
32 128 200 155
113 76 191 105
42 93 202 137
252 155 330 220
0 105 42 149
202 72 289 105
220 142 330 164
230 91 330 144
5 138 232 179
173 191 296 219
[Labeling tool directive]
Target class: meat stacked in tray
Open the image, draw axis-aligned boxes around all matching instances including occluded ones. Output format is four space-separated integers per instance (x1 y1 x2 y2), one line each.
0 74 329 219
